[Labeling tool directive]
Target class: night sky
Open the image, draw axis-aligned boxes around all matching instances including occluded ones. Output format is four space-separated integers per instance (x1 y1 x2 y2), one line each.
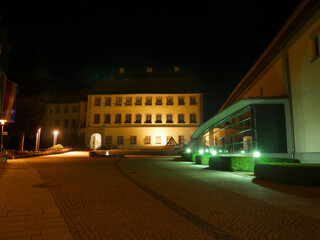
1 1 302 121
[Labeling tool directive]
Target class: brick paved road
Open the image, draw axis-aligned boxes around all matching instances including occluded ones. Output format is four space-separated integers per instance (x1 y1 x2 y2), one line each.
25 151 320 240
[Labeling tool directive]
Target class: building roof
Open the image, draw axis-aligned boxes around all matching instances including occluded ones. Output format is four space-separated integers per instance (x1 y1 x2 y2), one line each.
89 71 202 95
220 0 320 111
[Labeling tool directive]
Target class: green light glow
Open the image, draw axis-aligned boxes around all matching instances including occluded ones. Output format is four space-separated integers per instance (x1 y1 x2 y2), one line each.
186 148 191 153
199 149 204 154
241 150 245 154
253 151 260 157
211 150 217 155
205 149 209 153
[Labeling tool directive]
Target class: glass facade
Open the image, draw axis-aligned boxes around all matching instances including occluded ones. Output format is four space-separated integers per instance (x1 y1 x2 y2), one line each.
200 107 256 153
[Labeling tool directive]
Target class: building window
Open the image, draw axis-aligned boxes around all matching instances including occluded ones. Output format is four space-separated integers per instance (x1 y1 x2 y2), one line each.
116 97 122 106
55 106 60 113
130 136 137 145
156 97 162 105
104 114 111 124
54 120 60 127
125 114 132 123
179 135 184 145
155 114 162 123
145 114 152 123
115 114 121 123
71 119 77 128
145 97 152 105
64 119 69 128
190 114 197 123
190 96 197 105
72 105 77 113
166 114 173 123
94 114 100 124
117 136 124 145
178 96 185 105
105 97 111 106
156 136 162 144
106 136 112 145
64 106 69 113
166 97 173 105
135 97 142 105
94 97 101 106
178 114 185 123
145 136 151 144
135 114 142 123
125 97 132 106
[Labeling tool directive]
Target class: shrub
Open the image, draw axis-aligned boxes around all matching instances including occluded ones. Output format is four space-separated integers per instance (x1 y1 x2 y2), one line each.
209 156 231 171
192 153 201 162
182 153 192 161
48 144 64 151
195 155 201 164
254 163 320 186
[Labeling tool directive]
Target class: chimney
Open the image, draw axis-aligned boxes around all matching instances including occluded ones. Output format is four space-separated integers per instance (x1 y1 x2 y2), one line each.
146 67 153 73
173 66 179 72
119 67 125 73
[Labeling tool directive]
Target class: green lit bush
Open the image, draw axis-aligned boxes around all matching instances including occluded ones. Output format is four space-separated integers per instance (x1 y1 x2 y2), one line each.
254 163 320 186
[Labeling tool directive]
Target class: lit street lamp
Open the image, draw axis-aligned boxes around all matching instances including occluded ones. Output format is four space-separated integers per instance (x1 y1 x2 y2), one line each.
53 130 59 146
0 120 7 154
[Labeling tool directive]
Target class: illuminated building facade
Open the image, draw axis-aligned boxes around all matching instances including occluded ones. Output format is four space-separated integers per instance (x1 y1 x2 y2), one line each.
42 90 87 147
191 0 320 163
85 67 203 149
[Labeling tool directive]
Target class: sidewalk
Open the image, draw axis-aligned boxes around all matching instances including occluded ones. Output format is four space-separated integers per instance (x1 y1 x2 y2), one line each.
0 160 73 240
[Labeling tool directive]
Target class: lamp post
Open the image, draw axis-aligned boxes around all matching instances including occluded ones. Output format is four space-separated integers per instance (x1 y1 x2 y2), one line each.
35 128 41 151
0 120 7 154
53 130 59 146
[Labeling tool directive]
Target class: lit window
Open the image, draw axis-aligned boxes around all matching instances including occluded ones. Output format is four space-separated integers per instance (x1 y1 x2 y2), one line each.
117 136 124 145
94 97 101 106
115 97 122 106
155 114 162 123
94 114 100 124
104 114 111 124
156 97 162 105
130 136 137 145
145 97 152 105
190 96 197 105
156 136 161 144
179 135 184 145
145 136 151 144
178 97 185 105
106 136 112 145
178 114 185 123
125 97 132 106
115 114 121 123
135 114 142 123
105 97 111 106
145 114 152 123
166 97 173 105
190 114 197 123
135 97 142 105
125 114 132 123
166 114 173 123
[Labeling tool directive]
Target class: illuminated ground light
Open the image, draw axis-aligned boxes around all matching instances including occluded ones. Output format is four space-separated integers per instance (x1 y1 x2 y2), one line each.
253 151 261 157
211 150 217 155
241 150 245 154
199 149 204 154
205 149 209 153
186 148 191 153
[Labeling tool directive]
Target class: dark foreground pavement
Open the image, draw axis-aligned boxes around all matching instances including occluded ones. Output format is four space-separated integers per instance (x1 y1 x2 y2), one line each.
1 151 320 240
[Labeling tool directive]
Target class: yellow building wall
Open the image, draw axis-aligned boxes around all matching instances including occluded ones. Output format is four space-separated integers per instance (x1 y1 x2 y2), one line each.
242 60 288 99
289 18 320 153
86 93 202 148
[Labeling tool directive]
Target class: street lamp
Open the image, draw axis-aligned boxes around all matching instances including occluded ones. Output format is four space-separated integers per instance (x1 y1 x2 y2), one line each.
35 128 41 151
53 130 59 146
0 120 7 154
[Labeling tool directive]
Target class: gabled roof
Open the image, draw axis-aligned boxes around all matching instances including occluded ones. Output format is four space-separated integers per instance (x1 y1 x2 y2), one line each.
89 71 202 95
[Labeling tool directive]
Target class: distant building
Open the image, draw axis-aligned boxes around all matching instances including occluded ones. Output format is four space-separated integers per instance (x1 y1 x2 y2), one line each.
86 67 203 149
191 0 320 163
42 89 87 147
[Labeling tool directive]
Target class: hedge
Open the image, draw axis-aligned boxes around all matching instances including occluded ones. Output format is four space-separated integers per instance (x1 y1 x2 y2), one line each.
209 156 293 172
254 163 320 186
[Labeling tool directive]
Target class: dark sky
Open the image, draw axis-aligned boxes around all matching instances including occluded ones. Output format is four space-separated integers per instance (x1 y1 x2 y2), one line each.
1 1 302 121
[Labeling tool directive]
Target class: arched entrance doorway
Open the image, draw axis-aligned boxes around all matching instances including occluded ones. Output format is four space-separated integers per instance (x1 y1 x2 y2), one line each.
90 133 102 149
